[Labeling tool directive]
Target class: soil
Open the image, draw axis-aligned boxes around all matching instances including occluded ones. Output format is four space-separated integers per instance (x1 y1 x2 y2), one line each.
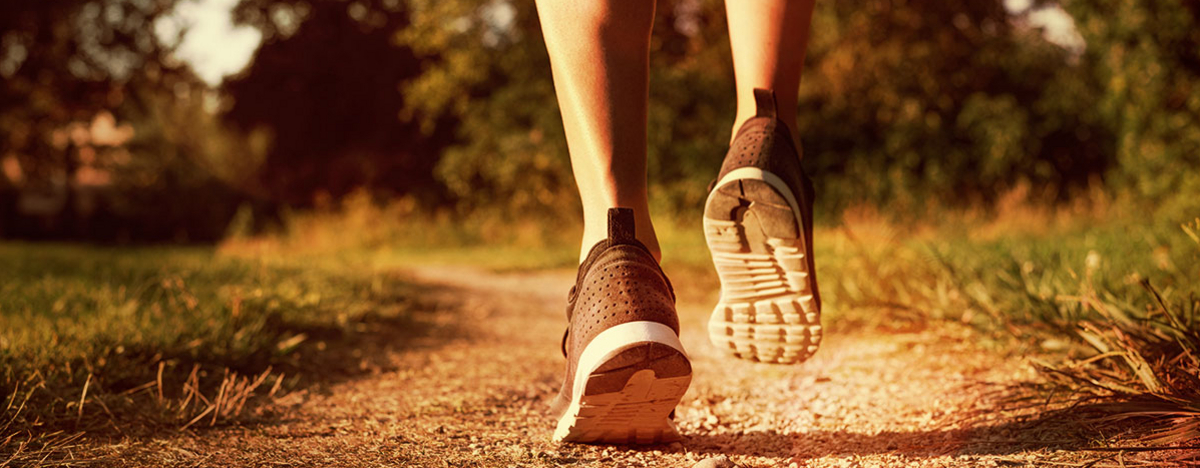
76 266 1142 467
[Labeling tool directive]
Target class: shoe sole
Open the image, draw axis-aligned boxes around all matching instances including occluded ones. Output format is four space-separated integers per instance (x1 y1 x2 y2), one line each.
703 167 822 364
553 321 692 444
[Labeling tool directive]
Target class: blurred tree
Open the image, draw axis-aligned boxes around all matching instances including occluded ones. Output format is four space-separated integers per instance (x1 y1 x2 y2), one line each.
225 0 452 206
398 0 572 216
1 0 169 226
401 0 1113 218
0 0 248 241
399 0 738 219
4 0 1192 238
797 0 1113 210
1060 0 1200 217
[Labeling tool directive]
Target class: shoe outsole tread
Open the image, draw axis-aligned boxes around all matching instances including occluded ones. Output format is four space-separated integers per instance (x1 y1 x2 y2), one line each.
704 176 821 365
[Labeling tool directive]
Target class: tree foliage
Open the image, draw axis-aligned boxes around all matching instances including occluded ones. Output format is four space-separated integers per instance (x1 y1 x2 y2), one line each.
2 0 1197 240
398 0 1154 218
1060 0 1200 217
798 0 1111 208
0 0 246 240
225 0 452 206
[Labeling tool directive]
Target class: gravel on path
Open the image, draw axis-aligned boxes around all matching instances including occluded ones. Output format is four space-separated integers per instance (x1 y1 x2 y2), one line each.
88 266 1110 467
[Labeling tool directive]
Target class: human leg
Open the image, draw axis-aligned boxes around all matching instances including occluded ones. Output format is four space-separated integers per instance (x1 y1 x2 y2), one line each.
535 0 660 262
704 0 821 364
726 0 815 148
536 0 691 444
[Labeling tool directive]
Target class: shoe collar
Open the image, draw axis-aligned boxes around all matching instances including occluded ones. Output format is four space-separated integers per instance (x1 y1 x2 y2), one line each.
731 88 799 155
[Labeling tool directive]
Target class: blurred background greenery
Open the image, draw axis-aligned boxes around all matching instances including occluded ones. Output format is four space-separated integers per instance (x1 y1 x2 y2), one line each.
2 0 1197 242
3 1 1200 457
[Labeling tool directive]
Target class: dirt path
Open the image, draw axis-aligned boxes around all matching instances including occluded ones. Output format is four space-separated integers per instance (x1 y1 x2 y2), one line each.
97 265 1062 467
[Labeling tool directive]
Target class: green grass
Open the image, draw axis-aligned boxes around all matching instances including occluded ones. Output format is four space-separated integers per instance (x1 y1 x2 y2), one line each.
662 211 1196 447
0 244 416 371
0 243 429 463
230 197 1200 449
2 201 1197 463
807 215 1200 448
233 198 1199 449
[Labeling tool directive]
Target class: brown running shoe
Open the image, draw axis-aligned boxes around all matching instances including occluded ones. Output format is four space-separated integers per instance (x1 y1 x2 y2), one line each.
703 88 822 365
550 208 692 444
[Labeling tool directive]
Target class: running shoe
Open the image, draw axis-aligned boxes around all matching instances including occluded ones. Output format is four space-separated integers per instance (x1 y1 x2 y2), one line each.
550 208 692 444
703 88 822 364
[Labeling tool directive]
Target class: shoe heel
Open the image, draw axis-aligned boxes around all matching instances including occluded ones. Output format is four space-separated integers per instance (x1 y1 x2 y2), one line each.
553 322 692 444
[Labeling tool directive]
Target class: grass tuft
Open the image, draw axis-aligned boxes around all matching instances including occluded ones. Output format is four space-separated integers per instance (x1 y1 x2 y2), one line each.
1027 223 1200 447
4 193 1197 461
807 210 1200 448
0 244 424 464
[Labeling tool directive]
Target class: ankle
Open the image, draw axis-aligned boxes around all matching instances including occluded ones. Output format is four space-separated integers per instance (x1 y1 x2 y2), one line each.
579 209 661 263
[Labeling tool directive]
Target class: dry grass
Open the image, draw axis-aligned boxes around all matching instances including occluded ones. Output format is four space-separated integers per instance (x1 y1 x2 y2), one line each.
0 245 424 466
218 189 1200 454
825 210 1200 450
3 189 1196 465
1031 242 1199 448
1 365 284 466
220 190 579 269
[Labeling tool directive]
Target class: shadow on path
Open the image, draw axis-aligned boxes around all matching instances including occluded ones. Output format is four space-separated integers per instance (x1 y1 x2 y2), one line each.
652 405 1159 460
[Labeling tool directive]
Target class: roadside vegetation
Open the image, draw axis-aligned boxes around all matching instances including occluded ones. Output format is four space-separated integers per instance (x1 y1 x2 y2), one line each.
0 243 428 465
3 191 1198 465
3 0 1199 463
238 191 1200 452
823 210 1200 452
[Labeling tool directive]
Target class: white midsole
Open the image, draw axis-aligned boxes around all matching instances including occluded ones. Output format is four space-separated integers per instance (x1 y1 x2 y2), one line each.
705 167 803 226
553 321 686 440
570 321 685 401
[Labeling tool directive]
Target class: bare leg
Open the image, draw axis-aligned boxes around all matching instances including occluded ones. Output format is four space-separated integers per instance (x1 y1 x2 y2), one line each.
535 0 659 262
726 0 815 149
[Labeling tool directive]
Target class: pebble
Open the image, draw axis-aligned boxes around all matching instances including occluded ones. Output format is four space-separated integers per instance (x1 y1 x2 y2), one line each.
692 455 738 468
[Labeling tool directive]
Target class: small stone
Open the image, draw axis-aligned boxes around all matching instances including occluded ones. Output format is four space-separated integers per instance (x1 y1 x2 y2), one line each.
692 455 738 468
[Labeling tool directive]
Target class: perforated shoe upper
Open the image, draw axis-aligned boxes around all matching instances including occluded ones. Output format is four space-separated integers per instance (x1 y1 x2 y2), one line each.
551 208 679 415
717 89 808 193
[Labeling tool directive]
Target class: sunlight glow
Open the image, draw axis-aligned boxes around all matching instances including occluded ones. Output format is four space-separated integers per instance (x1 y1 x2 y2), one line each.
1006 0 1087 54
155 0 263 86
